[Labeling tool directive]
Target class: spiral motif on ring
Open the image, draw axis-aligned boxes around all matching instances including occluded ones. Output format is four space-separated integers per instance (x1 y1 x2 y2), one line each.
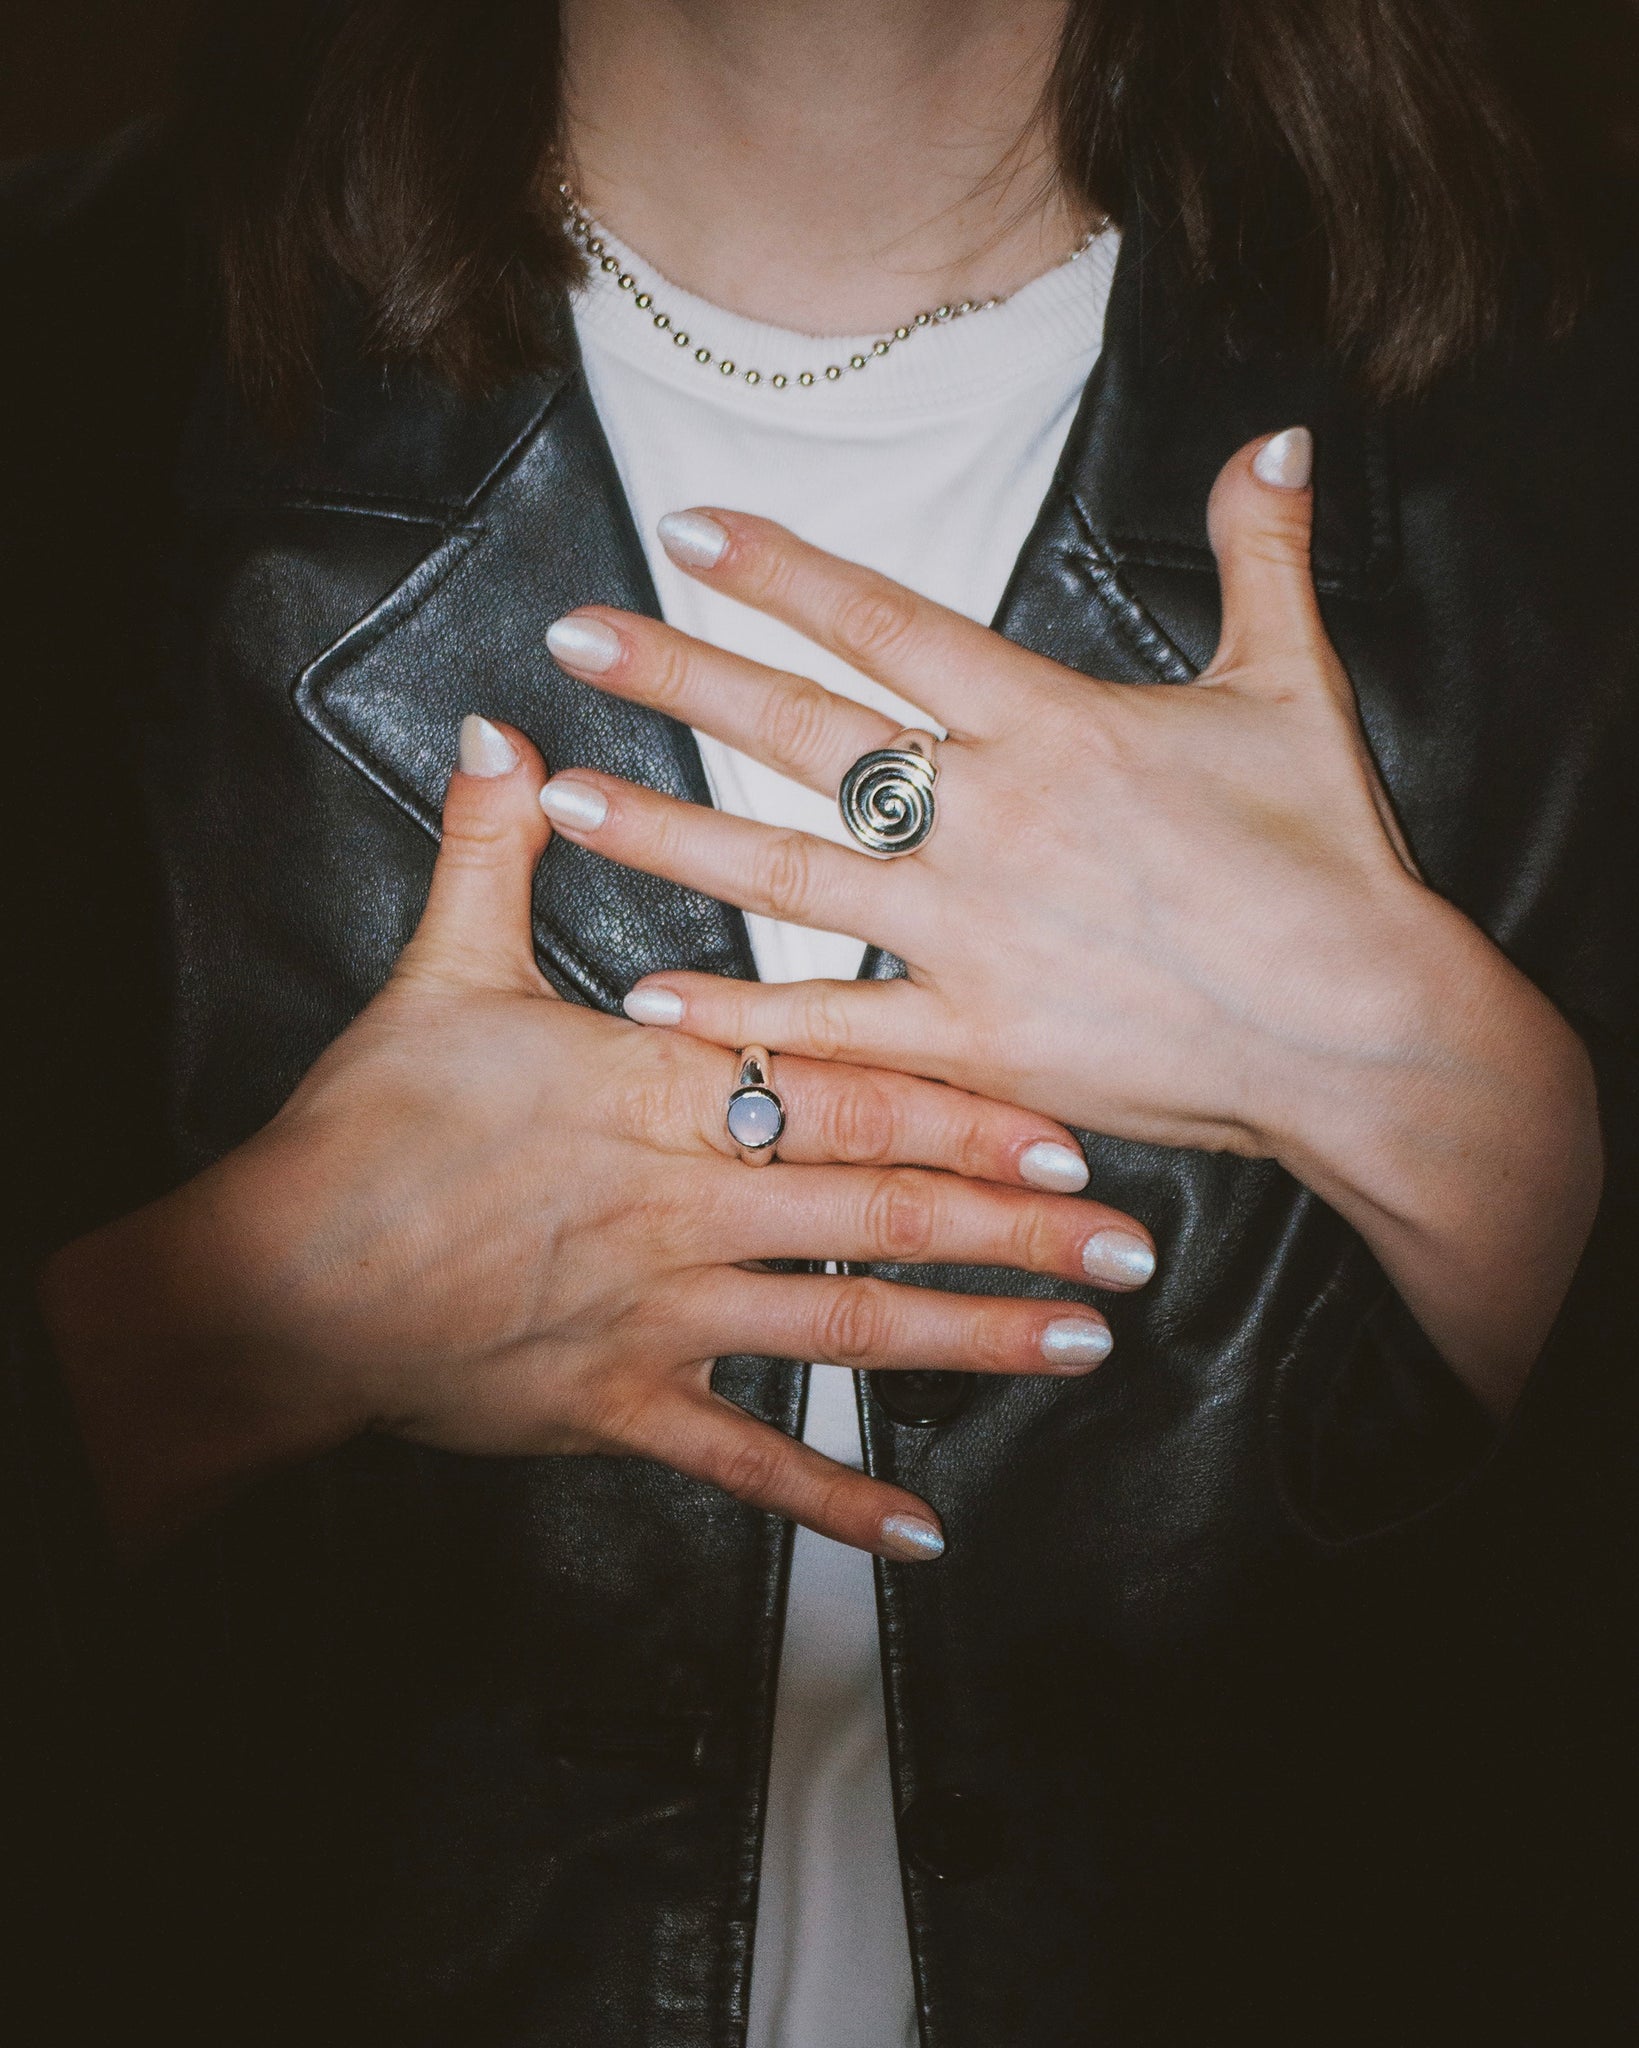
838 745 939 857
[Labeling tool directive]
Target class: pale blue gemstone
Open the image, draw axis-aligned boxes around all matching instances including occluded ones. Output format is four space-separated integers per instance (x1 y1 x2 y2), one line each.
727 1088 783 1151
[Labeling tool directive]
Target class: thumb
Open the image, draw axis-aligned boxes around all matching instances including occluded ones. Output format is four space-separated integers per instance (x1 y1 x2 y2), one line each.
1205 427 1329 684
397 714 556 994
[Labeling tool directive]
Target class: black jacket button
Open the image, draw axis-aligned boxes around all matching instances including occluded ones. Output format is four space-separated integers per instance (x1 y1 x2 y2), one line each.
870 1369 971 1426
901 1789 1004 1881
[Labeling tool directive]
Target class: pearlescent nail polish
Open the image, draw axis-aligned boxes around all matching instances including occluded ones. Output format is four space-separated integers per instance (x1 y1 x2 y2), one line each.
539 779 609 829
1019 1141 1090 1193
658 510 730 568
1081 1230 1157 1288
624 987 685 1025
546 615 623 673
1040 1318 1114 1368
457 714 517 778
1252 426 1314 490
880 1513 946 1562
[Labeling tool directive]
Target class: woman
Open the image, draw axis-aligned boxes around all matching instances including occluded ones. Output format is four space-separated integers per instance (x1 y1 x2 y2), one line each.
6 1 1637 2042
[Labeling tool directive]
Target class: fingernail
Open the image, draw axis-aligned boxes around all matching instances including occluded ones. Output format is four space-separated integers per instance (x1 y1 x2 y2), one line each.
1081 1230 1157 1288
1252 426 1314 491
658 510 729 569
1040 1318 1114 1369
539 778 609 830
879 1512 946 1562
1019 1140 1090 1194
624 986 685 1025
457 714 518 778
546 615 623 674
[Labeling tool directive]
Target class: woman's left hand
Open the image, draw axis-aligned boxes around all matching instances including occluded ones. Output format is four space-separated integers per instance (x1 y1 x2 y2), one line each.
538 431 1602 1413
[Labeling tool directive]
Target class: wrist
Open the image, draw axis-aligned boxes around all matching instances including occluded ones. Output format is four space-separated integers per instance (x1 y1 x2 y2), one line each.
1257 885 1602 1407
38 1151 364 1556
1265 891 1588 1221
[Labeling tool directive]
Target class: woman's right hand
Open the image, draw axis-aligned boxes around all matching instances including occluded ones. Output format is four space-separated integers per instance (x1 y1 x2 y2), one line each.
40 720 1155 1560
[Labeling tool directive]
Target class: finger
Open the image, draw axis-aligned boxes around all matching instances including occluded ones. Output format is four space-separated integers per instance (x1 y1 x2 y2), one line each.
683 1270 1116 1374
538 770 912 951
624 971 932 1076
1206 433 1423 873
630 1028 1092 1189
631 1388 948 1562
545 609 901 797
704 1052 1096 1195
1204 429 1333 682
396 715 556 996
716 1162 1158 1293
653 508 1031 738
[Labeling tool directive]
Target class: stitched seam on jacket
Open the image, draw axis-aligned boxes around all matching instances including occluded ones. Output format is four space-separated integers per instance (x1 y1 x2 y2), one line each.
1058 496 1199 683
290 524 623 1012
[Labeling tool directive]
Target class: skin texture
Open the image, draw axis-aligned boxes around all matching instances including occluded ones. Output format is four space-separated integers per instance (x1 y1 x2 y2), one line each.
42 729 1150 1559
558 0 1089 333
41 2 1599 1552
40 0 1131 1562
536 439 1604 1418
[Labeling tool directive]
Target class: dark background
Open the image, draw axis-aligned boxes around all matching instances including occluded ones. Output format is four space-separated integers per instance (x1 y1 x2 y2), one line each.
2 2 192 162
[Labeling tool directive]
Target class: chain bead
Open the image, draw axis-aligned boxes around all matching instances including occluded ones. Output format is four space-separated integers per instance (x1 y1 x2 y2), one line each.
558 185 1102 394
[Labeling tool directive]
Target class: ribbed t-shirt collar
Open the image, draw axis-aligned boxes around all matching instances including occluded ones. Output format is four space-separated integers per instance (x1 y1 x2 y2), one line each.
571 222 1120 424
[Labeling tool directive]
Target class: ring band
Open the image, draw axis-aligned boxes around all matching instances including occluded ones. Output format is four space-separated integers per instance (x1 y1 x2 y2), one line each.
726 1046 785 1166
838 729 939 858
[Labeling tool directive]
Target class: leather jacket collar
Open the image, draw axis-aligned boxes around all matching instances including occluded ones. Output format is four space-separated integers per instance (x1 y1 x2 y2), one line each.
179 220 1394 1010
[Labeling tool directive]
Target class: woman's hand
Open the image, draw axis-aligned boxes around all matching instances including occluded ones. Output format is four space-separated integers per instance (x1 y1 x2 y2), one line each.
532 432 1603 1414
40 721 1151 1559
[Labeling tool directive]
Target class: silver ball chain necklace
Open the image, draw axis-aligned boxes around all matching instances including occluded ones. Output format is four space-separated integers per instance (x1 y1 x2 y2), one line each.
558 181 1108 394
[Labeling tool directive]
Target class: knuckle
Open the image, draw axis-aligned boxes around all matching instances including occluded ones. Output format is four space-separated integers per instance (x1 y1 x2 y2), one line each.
817 1279 892 1364
439 795 517 862
819 1075 897 1161
948 1107 999 1183
761 681 836 775
610 1034 695 1142
834 583 920 667
809 1466 864 1537
644 635 697 715
865 1169 937 1262
1012 1200 1063 1277
759 830 819 921
800 986 855 1063
968 1307 1025 1374
611 1072 674 1141
714 1433 788 1508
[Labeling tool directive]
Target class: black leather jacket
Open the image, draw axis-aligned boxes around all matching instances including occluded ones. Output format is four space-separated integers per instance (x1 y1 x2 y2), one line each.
4 134 1637 2046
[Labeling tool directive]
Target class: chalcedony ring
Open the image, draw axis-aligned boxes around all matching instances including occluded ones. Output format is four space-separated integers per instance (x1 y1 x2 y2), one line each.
838 730 939 858
726 1047 785 1166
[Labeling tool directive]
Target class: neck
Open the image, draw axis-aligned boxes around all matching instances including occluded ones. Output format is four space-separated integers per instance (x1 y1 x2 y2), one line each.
558 0 1085 335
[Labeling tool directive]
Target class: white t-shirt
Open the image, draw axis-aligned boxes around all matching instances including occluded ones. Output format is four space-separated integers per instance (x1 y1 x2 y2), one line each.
573 223 1118 2048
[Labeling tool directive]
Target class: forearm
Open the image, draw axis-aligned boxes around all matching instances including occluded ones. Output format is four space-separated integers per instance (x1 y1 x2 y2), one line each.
1271 901 1604 1419
36 1162 357 1558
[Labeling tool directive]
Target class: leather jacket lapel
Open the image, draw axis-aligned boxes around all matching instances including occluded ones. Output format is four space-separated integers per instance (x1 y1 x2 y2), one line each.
994 215 1399 686
195 317 756 1010
211 228 1399 1010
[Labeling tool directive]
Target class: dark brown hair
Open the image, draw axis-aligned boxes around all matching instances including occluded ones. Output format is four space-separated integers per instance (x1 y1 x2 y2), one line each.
186 0 1639 425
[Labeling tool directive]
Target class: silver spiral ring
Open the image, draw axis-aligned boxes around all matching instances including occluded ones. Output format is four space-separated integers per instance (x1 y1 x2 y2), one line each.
838 734 939 858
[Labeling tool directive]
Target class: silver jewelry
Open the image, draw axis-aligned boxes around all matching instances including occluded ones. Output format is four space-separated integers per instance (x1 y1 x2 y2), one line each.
839 732 939 858
558 182 1107 394
726 1047 785 1166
